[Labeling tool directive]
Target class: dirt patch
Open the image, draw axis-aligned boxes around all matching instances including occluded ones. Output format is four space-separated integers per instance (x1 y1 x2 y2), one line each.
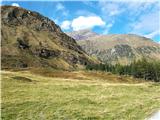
12 76 33 82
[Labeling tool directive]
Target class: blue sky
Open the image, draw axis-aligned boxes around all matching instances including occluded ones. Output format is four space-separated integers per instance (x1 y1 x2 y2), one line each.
1 0 160 43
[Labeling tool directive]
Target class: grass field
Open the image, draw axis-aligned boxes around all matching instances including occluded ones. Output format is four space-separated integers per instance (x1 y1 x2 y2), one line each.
1 70 160 120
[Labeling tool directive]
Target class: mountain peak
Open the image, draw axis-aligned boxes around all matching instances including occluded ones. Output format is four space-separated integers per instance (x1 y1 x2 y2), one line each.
67 29 98 40
1 5 63 33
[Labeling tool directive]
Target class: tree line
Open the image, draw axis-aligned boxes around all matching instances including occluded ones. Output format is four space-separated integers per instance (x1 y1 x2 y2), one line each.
86 59 160 82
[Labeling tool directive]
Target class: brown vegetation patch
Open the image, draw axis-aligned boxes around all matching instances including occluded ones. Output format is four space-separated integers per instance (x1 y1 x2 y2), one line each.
12 76 33 82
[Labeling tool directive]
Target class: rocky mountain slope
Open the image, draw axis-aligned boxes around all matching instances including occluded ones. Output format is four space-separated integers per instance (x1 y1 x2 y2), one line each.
1 6 97 70
68 30 160 65
66 29 98 40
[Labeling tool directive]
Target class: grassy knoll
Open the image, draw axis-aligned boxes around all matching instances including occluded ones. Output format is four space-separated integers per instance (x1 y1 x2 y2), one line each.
1 70 160 120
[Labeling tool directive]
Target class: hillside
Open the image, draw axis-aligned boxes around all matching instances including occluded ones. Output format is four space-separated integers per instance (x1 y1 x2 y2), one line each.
1 6 97 70
68 30 160 64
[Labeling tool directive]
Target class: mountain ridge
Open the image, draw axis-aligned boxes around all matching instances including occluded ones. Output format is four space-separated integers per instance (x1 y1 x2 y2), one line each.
66 29 99 40
68 30 160 65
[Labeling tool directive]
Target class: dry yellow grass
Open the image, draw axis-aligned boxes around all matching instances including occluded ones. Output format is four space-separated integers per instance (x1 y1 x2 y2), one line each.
1 70 160 120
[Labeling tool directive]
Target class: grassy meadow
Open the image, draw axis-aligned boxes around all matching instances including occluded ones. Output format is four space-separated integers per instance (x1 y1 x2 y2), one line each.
1 70 160 120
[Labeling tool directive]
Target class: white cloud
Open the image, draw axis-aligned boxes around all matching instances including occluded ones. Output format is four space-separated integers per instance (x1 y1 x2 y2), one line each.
123 1 159 18
11 3 20 7
102 22 114 34
60 16 105 31
75 10 96 16
56 3 65 11
144 30 160 39
62 11 69 16
110 10 121 16
99 2 123 17
82 1 94 7
100 0 158 2
55 3 69 17
51 18 59 24
130 10 160 36
98 1 123 33
99 0 158 18
61 20 71 30
98 0 159 35
71 16 105 31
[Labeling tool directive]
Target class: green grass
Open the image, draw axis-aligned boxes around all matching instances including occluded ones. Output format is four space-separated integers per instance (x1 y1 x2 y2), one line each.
1 70 160 120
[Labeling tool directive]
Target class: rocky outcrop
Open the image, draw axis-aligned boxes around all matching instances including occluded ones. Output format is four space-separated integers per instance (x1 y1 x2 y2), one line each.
17 37 30 49
38 48 60 59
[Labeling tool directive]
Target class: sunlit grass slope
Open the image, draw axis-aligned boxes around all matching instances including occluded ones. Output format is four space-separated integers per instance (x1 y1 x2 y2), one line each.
1 70 160 120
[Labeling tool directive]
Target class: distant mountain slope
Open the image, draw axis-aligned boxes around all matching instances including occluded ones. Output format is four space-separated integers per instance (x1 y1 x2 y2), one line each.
66 29 98 40
68 30 160 65
1 6 97 70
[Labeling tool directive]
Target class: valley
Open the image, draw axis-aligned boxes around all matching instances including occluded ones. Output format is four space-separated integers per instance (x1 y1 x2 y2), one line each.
1 4 160 120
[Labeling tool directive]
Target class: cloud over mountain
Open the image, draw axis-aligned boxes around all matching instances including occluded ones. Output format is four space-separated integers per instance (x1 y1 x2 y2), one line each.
61 20 71 30
11 3 20 7
71 16 105 31
61 16 105 31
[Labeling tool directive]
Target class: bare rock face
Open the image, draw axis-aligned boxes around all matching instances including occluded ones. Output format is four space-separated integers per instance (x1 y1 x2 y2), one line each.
1 6 97 70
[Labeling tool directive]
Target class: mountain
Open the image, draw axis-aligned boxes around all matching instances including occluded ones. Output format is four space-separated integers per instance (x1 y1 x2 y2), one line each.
1 6 97 70
66 29 98 40
68 31 160 65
